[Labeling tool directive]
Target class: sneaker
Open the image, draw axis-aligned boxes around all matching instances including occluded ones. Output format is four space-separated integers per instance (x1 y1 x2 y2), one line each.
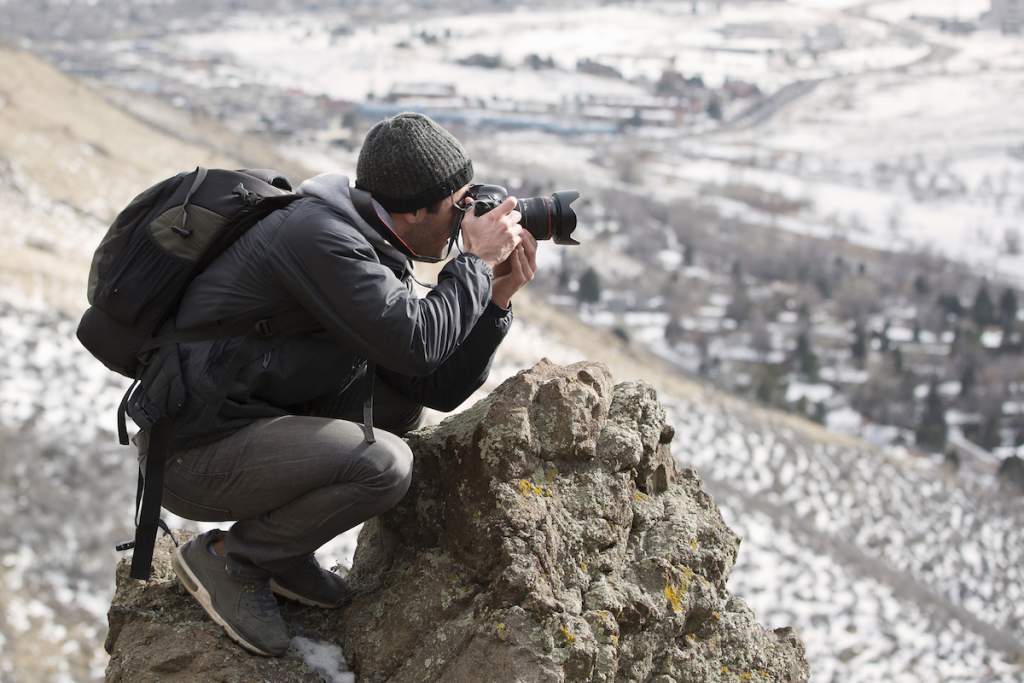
171 530 290 657
270 554 353 609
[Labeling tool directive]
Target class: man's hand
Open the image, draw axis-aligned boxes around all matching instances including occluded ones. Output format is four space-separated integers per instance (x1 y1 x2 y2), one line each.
491 230 537 310
461 196 522 270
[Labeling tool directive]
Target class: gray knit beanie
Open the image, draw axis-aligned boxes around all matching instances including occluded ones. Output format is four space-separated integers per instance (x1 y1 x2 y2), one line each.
355 112 474 213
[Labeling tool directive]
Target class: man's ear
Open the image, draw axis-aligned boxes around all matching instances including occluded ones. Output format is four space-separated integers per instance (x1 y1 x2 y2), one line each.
400 208 428 225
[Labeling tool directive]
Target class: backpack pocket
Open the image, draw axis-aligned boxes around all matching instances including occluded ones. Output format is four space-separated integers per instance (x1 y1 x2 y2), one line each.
127 343 188 431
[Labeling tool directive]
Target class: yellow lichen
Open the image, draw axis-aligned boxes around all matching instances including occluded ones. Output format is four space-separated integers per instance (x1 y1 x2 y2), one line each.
663 581 683 614
690 538 698 551
580 561 589 573
518 479 544 496
740 672 753 681
633 491 648 502
610 634 619 646
560 624 575 645
721 665 730 674
711 611 721 620
496 622 506 637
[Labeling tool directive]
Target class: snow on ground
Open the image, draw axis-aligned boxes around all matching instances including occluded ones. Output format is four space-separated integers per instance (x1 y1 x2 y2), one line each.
170 0 926 102
291 636 356 683
666 390 1024 683
867 0 991 22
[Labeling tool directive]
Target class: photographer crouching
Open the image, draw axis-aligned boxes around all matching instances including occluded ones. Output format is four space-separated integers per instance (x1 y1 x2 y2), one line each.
133 112 545 656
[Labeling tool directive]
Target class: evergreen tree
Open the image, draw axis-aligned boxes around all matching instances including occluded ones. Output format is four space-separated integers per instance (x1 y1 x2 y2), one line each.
851 319 868 368
877 319 891 352
665 315 684 346
916 381 948 451
754 365 787 406
813 401 827 425
794 331 820 380
726 262 751 324
938 293 963 319
979 411 1002 451
557 260 571 293
973 282 995 328
913 274 930 298
813 274 831 299
706 96 723 121
960 363 976 398
999 288 1018 333
794 396 808 416
577 267 602 305
944 448 960 472
683 242 695 267
892 346 904 373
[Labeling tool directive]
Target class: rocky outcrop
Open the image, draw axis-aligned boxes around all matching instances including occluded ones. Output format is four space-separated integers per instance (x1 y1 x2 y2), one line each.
105 360 808 682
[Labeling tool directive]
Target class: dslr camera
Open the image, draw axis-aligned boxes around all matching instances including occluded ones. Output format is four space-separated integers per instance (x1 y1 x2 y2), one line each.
465 184 580 246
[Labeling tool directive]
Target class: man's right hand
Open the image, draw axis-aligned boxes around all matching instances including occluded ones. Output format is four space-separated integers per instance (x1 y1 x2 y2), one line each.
460 196 523 271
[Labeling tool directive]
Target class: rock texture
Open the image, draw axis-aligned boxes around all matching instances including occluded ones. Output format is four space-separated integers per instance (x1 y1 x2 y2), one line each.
105 360 808 682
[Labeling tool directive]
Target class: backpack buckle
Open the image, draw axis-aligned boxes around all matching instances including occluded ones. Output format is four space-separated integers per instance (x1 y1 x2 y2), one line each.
233 182 262 207
255 319 274 337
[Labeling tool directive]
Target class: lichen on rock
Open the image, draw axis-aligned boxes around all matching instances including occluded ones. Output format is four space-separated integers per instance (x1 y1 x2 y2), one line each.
105 360 809 682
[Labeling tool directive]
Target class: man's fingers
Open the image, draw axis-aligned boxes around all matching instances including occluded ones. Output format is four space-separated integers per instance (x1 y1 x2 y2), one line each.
488 196 518 218
519 245 535 280
521 231 538 268
510 245 528 280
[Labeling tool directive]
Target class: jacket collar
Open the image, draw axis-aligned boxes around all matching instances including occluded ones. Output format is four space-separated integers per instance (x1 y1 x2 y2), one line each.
296 173 411 277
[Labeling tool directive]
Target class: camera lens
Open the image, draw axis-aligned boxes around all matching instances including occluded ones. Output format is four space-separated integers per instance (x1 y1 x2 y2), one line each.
467 184 581 245
518 191 580 245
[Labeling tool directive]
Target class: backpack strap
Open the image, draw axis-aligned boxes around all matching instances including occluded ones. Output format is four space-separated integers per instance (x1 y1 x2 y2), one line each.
126 417 175 581
137 308 319 353
117 378 140 446
362 361 376 444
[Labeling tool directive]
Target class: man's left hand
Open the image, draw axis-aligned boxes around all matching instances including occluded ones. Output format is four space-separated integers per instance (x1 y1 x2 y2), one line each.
491 230 537 310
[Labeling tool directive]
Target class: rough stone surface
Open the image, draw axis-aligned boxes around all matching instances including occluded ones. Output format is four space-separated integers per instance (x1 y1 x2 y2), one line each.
105 360 809 682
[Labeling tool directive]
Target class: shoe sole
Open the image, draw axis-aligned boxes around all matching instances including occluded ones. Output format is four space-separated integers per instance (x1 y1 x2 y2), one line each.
269 578 348 609
171 545 281 657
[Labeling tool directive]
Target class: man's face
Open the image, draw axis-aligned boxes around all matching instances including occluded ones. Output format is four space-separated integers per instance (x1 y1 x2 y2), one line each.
416 183 472 259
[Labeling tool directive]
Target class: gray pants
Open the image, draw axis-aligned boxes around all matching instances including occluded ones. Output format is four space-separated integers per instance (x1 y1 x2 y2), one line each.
138 377 421 579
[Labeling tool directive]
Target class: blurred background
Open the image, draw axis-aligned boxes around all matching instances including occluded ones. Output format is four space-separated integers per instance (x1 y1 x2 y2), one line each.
0 0 1022 681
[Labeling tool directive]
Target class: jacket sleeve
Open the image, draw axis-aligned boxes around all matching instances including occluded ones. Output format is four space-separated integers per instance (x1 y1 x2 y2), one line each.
377 300 513 412
270 210 493 377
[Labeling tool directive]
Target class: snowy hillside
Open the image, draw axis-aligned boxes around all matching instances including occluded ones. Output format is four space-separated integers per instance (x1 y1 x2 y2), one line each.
2 283 1023 682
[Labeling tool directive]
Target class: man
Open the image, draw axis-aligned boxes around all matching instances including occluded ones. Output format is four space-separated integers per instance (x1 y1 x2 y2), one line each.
131 112 538 656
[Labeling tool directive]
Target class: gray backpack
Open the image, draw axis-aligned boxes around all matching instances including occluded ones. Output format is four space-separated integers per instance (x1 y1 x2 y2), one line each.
78 167 312 579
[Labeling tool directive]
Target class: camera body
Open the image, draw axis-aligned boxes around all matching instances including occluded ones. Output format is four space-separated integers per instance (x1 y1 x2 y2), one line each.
466 184 580 246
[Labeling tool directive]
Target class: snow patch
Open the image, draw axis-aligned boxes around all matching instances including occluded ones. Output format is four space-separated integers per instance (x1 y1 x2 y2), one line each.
291 636 355 683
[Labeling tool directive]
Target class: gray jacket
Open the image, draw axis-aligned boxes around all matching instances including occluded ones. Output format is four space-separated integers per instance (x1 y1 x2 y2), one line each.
127 173 512 447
